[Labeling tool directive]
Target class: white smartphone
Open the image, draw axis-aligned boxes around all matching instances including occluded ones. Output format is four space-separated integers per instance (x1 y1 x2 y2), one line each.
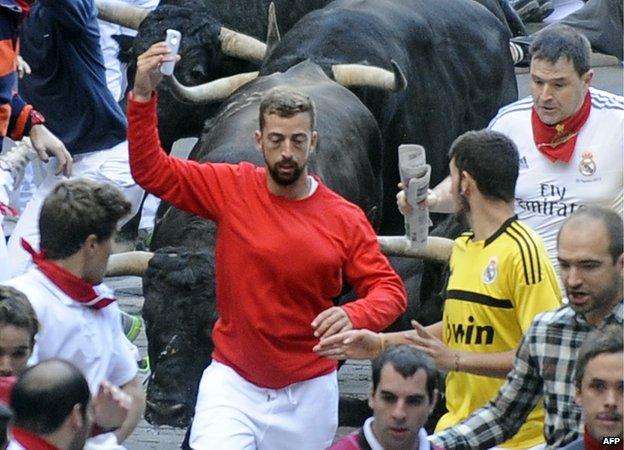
160 29 181 76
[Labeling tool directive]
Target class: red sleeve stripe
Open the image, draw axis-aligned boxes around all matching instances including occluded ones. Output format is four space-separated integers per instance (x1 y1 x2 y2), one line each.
8 103 31 140
0 103 10 137
0 39 16 77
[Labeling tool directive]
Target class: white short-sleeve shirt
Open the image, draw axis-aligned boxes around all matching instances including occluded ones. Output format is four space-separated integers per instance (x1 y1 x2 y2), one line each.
489 87 624 275
3 269 137 393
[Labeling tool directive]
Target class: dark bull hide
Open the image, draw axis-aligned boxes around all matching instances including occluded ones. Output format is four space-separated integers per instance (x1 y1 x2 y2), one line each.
130 0 331 152
127 0 521 153
142 247 217 426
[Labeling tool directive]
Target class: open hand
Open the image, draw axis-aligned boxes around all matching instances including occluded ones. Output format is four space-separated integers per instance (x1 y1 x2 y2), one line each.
405 320 455 371
93 381 132 430
28 125 72 176
313 329 381 360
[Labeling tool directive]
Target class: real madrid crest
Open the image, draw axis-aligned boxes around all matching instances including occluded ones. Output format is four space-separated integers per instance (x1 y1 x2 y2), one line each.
578 151 596 176
482 257 498 284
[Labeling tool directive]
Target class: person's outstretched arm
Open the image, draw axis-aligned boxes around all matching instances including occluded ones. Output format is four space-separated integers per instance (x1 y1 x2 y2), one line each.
128 42 234 221
431 327 544 449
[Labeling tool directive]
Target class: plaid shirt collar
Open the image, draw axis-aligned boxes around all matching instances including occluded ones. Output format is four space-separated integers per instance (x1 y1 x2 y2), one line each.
431 300 623 450
572 299 623 326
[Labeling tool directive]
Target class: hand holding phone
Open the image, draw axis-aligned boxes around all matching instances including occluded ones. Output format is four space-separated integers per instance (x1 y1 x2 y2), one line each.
160 29 181 76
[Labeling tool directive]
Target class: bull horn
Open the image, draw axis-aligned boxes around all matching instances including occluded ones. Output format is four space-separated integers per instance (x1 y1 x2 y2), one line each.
94 0 150 30
219 27 267 63
168 71 259 104
106 251 154 277
377 236 453 263
332 60 407 92
266 2 281 54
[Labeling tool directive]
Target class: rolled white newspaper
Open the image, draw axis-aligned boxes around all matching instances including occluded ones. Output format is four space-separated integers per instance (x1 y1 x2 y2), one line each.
398 144 432 250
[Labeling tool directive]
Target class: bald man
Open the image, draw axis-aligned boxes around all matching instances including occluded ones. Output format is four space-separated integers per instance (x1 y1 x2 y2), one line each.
432 206 623 448
7 359 132 450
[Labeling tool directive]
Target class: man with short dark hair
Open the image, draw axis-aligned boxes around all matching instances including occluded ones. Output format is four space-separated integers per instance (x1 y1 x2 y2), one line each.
329 346 441 450
402 25 623 279
430 206 623 448
2 179 145 445
127 42 407 449
8 359 92 450
561 325 623 449
318 129 561 449
7 0 144 277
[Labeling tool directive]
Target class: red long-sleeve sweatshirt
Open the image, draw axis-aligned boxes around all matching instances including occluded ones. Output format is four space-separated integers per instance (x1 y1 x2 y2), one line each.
127 94 407 388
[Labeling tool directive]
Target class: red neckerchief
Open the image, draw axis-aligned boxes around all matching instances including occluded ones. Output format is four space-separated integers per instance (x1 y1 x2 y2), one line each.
584 427 624 450
11 426 60 450
0 376 16 406
531 91 591 163
21 239 116 310
0 201 18 217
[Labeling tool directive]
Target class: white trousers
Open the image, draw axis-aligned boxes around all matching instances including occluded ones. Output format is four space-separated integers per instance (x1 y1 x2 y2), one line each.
190 361 338 450
7 141 143 277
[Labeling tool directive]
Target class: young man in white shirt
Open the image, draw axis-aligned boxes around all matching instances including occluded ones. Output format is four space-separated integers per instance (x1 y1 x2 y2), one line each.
3 179 144 444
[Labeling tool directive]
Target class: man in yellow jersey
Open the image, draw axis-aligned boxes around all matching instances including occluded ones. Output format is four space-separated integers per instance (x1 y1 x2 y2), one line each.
315 129 562 449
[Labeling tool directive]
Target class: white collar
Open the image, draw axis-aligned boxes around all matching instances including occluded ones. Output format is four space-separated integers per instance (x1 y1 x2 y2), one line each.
362 417 430 450
30 269 115 309
306 175 318 197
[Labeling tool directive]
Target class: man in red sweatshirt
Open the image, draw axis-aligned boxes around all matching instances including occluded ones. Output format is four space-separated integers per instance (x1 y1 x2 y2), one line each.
128 42 407 449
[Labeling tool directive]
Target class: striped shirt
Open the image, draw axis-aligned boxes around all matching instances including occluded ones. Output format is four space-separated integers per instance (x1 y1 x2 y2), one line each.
431 300 624 449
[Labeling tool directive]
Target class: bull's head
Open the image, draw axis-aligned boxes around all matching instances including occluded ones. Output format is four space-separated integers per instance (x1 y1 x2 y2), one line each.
142 249 218 427
94 0 269 151
95 0 267 62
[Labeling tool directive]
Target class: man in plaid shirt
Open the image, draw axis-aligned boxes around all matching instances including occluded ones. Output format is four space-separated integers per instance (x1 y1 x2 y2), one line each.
431 206 623 449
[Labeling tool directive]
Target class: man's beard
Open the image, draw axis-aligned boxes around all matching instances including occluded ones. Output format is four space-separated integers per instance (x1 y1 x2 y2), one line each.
264 153 306 186
67 423 90 450
455 190 471 228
